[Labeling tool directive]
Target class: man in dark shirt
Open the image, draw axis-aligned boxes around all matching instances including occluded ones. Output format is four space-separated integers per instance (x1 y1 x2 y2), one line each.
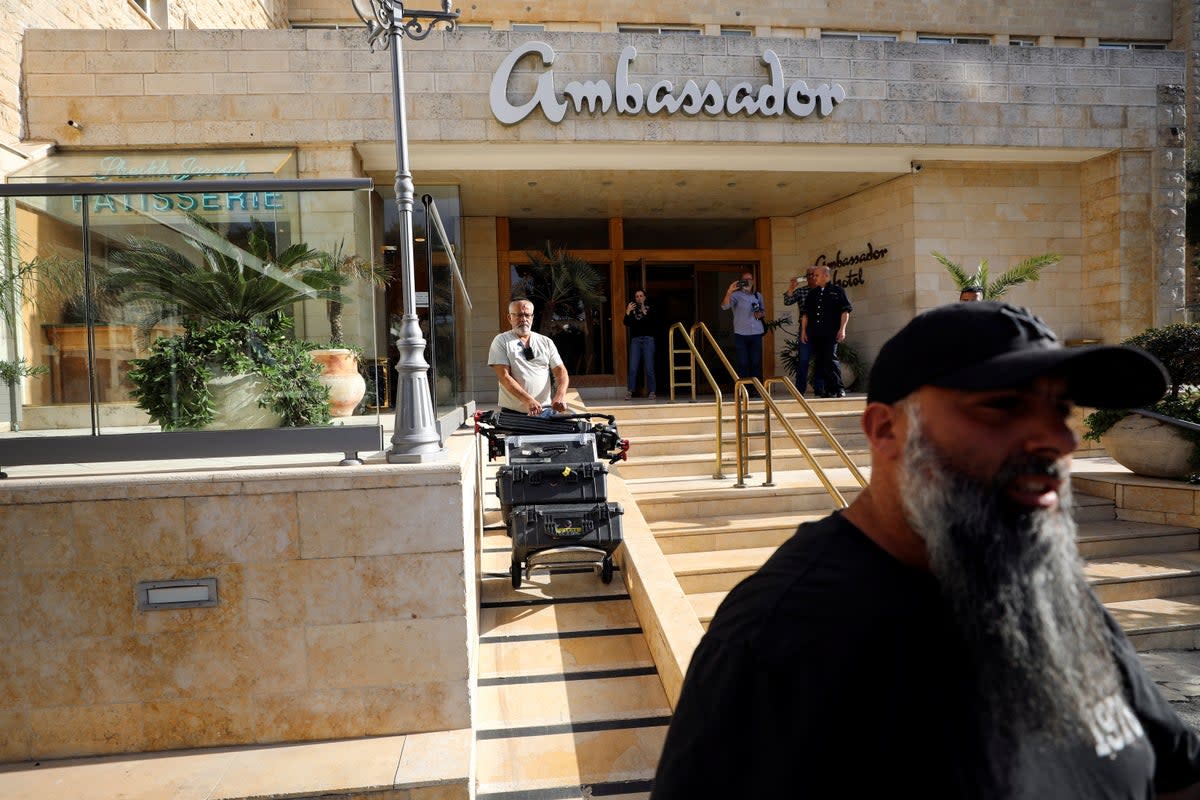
783 268 824 396
652 302 1200 799
800 265 853 397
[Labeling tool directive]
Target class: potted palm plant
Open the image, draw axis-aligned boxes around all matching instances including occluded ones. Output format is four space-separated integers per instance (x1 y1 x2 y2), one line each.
513 243 607 374
112 220 335 430
932 251 1062 299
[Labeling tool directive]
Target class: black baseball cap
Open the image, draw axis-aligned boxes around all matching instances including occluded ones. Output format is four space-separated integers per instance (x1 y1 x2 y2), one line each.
866 302 1168 409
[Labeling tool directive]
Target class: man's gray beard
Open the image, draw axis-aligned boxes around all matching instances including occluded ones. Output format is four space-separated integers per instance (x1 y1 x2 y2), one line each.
897 405 1126 759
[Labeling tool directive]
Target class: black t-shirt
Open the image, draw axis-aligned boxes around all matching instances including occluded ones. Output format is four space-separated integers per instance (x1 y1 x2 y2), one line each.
650 513 1200 799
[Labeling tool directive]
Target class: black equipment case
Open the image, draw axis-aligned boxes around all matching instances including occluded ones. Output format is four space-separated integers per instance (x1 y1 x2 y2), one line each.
508 502 624 587
505 433 598 465
496 461 609 521
474 408 629 589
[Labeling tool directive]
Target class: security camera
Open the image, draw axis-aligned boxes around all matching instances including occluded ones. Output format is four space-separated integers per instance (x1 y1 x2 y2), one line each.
911 162 923 173
66 119 82 130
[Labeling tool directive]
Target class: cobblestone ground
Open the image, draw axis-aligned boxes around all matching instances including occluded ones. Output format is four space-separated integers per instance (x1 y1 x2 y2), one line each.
1140 650 1200 733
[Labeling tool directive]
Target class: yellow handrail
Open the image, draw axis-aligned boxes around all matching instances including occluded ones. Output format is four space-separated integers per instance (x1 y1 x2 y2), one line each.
731 376 868 509
667 321 730 479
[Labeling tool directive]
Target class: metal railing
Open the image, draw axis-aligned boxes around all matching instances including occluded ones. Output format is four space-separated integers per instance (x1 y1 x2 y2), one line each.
731 376 868 508
667 321 736 478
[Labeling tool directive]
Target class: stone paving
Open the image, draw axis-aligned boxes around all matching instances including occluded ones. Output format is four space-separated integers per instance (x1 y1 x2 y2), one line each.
1141 650 1200 733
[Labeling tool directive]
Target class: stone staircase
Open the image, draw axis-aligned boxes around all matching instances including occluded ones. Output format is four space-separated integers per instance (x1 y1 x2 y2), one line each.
594 395 1200 651
474 472 664 798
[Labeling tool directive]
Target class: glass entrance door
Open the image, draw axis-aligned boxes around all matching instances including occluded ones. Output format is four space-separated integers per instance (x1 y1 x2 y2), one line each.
624 261 756 395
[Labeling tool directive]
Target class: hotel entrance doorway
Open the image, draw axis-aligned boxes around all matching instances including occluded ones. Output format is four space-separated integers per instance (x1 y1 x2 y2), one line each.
623 261 758 396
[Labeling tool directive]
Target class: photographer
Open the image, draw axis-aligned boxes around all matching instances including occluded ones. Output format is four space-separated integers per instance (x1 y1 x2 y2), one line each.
623 288 657 400
721 272 766 381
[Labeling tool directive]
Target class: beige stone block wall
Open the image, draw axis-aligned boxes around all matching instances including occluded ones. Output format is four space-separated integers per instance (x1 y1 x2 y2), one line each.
775 161 1093 368
772 174 917 371
1 2 286 146
289 0 1174 40
1081 151 1160 342
0 444 478 763
910 162 1086 337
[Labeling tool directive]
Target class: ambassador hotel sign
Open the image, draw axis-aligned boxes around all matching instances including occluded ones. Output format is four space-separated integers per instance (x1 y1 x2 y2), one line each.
491 42 848 125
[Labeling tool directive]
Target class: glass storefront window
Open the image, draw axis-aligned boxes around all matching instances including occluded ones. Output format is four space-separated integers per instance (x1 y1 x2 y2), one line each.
380 186 471 413
0 178 384 469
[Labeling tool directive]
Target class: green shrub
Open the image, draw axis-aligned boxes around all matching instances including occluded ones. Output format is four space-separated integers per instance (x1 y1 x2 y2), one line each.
1083 322 1200 475
128 317 331 431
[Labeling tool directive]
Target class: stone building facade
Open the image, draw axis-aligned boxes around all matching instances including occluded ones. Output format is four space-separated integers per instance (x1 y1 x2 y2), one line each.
1 0 1198 766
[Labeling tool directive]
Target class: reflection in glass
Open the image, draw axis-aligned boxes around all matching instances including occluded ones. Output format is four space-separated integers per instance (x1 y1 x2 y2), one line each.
0 183 380 437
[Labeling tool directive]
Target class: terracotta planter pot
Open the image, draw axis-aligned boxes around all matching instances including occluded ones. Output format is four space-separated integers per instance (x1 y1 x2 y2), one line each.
1099 414 1195 479
309 348 366 418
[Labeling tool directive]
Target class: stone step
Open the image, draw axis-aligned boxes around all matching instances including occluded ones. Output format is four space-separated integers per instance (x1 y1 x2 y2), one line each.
475 726 664 798
635 483 860 522
652 511 821 553
616 447 871 479
615 411 865 439
666 546 776 594
477 672 671 730
1076 519 1200 558
1108 595 1200 650
628 430 869 458
588 396 866 420
1086 551 1200 602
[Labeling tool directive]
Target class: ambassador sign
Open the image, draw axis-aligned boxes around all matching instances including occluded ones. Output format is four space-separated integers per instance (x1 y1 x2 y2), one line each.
491 42 848 125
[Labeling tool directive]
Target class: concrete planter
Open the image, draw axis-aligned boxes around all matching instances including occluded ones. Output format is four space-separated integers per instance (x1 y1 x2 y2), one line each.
1100 414 1195 480
206 372 284 430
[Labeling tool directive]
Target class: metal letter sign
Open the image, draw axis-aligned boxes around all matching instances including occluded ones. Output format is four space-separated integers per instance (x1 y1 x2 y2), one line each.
490 42 848 125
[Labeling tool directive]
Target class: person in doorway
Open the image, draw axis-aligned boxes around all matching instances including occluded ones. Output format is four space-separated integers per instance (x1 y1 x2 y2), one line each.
651 302 1200 800
487 298 569 416
624 288 657 400
960 284 985 302
800 265 852 397
721 271 766 381
783 268 825 396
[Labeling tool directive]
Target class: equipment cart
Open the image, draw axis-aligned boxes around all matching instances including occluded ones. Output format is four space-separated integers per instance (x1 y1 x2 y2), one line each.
476 410 629 588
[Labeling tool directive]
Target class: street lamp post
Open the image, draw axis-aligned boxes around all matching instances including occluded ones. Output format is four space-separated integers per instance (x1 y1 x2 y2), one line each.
351 0 457 463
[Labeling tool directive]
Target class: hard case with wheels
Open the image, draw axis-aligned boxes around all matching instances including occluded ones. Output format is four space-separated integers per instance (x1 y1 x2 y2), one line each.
496 461 609 521
508 502 624 588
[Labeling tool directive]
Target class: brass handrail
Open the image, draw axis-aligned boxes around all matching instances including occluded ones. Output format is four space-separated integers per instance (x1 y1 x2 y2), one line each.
762 376 869 488
667 321 730 479
731 376 868 509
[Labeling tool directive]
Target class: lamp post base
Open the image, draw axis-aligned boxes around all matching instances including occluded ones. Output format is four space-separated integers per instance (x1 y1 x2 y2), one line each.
387 314 446 463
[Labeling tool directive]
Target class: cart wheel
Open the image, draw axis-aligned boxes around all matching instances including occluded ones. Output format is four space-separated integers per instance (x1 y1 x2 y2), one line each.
600 555 614 584
510 560 522 589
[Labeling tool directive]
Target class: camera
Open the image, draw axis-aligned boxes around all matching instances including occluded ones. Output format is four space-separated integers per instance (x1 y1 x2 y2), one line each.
737 279 749 289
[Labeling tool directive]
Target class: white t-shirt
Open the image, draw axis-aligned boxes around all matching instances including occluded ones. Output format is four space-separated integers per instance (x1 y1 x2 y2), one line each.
487 329 564 411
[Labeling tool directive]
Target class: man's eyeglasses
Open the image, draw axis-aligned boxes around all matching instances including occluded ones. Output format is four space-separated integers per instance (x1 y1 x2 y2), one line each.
510 312 534 319
521 345 535 360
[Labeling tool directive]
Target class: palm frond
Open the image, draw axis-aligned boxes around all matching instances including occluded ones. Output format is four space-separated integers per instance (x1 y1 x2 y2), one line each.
931 251 975 290
986 253 1061 299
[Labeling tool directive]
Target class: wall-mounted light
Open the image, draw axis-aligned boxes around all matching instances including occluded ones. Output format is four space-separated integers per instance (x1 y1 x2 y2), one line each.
66 119 83 130
911 162 923 173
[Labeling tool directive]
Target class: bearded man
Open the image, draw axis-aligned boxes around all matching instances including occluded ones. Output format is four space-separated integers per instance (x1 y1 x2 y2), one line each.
651 302 1200 799
488 298 569 416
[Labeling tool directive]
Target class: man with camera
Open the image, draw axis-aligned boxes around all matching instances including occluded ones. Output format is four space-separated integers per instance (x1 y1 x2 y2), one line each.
624 288 657 400
721 271 766 382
